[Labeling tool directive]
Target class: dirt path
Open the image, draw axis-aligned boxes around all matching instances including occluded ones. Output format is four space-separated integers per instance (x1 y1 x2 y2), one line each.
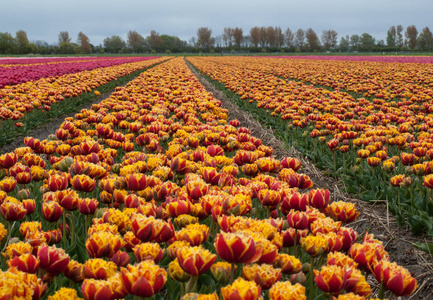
186 58 433 300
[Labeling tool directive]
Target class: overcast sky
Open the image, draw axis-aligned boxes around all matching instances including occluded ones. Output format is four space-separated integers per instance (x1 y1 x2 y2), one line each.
1 0 431 46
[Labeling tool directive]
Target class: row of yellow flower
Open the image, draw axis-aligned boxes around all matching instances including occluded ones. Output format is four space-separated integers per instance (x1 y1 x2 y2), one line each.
186 56 433 223
0 57 417 299
0 57 168 121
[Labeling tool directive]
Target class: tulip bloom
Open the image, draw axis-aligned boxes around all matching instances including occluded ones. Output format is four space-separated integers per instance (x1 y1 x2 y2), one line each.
214 232 260 264
274 254 302 274
243 263 282 290
0 177 17 193
85 231 125 258
81 278 113 300
7 253 40 274
221 277 262 300
47 174 69 191
269 281 306 300
314 265 346 295
42 201 63 222
121 260 167 298
309 189 330 211
83 258 117 279
372 260 417 296
37 245 70 276
176 246 217 276
0 152 18 169
168 258 191 282
133 242 164 263
326 201 360 224
71 174 96 192
1 201 27 221
286 210 309 230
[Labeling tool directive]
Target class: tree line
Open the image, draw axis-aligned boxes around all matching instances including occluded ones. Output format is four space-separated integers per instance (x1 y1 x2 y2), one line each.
0 25 432 55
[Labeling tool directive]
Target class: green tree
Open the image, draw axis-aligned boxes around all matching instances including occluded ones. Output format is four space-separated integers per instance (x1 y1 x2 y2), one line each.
359 33 375 51
396 25 404 47
339 35 350 51
103 35 126 53
0 32 15 54
386 26 396 46
15 30 31 54
417 26 433 50
349 34 360 50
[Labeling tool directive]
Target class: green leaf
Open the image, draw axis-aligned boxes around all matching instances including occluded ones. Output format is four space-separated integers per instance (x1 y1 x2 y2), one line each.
413 242 433 254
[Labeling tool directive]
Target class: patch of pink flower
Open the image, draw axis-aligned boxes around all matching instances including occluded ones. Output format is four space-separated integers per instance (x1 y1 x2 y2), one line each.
0 57 158 88
264 55 433 64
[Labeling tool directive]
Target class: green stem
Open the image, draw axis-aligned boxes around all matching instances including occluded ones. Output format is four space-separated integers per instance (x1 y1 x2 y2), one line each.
180 282 186 297
185 275 199 294
62 210 66 248
71 212 75 245
309 255 315 300
230 263 235 284
378 282 385 299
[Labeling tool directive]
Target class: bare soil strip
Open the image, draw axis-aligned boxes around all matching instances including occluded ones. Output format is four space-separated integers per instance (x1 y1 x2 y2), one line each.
186 59 433 300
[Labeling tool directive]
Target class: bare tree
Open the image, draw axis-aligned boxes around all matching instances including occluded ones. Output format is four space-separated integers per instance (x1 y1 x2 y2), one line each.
233 27 243 48
294 28 305 50
197 27 213 50
223 28 234 47
58 31 71 44
284 28 294 48
405 25 418 50
321 30 338 50
148 30 163 51
266 27 277 47
127 30 144 52
250 27 260 48
77 32 91 53
305 28 320 51
259 27 267 48
275 26 284 48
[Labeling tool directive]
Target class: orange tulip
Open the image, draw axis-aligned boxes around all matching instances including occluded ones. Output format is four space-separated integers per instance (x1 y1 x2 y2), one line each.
37 245 70 276
120 260 167 298
372 260 417 296
7 253 40 274
221 277 262 300
314 265 346 295
176 246 217 276
214 232 260 264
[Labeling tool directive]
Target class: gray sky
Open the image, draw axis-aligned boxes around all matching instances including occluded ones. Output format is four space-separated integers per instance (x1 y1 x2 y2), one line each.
1 0 431 46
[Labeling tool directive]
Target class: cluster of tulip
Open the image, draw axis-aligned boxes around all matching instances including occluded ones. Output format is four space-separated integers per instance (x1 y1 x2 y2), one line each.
0 56 156 87
0 57 417 299
0 57 157 88
0 56 167 121
187 56 433 236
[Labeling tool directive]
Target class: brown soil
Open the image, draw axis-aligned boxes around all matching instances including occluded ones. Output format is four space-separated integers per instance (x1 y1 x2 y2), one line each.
186 59 433 300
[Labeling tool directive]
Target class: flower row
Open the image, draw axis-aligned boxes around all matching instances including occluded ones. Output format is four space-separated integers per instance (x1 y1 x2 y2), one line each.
0 57 159 88
0 57 168 121
0 57 416 299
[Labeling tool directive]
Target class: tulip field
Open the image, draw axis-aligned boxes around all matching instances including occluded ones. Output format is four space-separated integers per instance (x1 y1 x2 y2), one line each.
0 55 428 299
